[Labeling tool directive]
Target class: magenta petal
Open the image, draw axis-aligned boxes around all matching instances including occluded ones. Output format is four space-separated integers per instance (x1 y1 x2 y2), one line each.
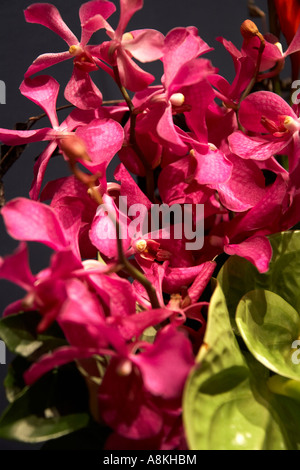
183 80 215 142
217 154 266 212
24 51 71 79
29 141 58 200
116 47 155 91
1 198 68 251
132 325 195 399
192 147 232 185
24 3 78 46
125 29 165 62
87 273 136 318
162 264 211 294
99 357 163 439
3 300 27 318
156 104 188 154
64 68 102 110
170 58 217 92
80 15 111 46
79 0 116 25
76 118 124 167
24 346 97 385
114 163 152 209
232 175 288 235
228 131 290 160
49 249 82 279
0 127 52 146
163 27 212 89
239 91 297 133
188 261 216 303
47 196 83 259
115 0 143 39
89 194 131 258
58 287 106 349
0 242 35 291
20 76 60 128
117 308 173 341
225 236 272 273
285 25 300 57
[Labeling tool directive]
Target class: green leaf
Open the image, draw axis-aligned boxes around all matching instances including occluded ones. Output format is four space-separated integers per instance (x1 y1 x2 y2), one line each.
196 282 245 366
183 284 287 450
268 375 300 402
4 356 30 402
269 394 300 449
217 231 300 331
0 311 67 359
0 364 90 443
236 290 300 380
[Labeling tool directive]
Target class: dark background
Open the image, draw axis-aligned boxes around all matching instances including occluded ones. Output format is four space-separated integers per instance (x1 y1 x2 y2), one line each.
0 0 270 450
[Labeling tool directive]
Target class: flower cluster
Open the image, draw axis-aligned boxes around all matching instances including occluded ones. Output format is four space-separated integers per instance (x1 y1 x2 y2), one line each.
1 0 300 450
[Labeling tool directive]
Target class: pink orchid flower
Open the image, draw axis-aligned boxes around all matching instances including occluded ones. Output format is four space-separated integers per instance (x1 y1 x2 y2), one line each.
0 75 124 199
229 90 300 169
96 0 165 91
129 27 214 156
0 197 112 330
24 1 117 109
24 321 194 441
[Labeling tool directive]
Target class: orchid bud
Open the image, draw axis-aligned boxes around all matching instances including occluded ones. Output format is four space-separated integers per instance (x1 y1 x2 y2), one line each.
240 19 259 40
59 134 90 162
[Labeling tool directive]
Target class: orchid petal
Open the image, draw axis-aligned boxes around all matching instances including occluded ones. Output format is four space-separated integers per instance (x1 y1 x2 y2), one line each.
24 51 71 78
29 141 58 200
64 68 102 110
132 325 195 399
0 242 35 291
24 3 78 46
20 76 60 128
124 29 165 62
225 236 272 273
115 0 143 40
1 197 68 251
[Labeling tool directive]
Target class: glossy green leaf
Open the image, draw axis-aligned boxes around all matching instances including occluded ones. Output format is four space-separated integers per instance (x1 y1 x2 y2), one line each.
0 311 67 359
268 375 300 402
218 231 300 330
236 290 300 380
4 356 30 402
183 284 287 450
0 365 90 443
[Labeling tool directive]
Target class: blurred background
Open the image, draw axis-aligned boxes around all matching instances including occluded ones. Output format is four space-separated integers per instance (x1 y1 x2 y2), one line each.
0 0 271 449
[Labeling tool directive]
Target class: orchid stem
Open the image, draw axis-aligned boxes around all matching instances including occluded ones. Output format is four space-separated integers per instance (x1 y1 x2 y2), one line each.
239 32 265 105
86 185 160 310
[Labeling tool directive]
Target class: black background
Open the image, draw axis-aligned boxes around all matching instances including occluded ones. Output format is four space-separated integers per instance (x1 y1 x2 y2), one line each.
0 0 270 450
